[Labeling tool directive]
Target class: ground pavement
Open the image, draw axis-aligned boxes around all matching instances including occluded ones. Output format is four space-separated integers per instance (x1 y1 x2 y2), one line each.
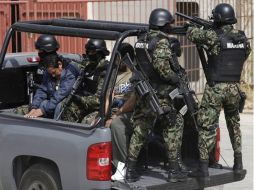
206 111 253 190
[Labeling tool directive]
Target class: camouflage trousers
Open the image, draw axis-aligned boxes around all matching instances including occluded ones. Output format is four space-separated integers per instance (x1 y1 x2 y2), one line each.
14 105 30 115
198 83 241 161
14 100 63 119
61 100 86 122
128 97 184 161
61 95 100 123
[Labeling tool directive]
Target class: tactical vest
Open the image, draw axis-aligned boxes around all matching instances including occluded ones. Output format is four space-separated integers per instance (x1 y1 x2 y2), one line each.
81 60 108 95
207 29 247 82
134 34 179 87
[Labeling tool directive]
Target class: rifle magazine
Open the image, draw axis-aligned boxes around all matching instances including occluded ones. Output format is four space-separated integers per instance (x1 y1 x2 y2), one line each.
179 105 188 116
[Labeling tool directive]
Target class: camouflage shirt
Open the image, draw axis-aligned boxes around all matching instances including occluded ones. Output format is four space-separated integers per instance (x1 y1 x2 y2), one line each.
187 25 251 57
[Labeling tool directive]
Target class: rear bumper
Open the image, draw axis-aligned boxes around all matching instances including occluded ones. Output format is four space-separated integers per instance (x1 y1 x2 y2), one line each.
112 167 246 190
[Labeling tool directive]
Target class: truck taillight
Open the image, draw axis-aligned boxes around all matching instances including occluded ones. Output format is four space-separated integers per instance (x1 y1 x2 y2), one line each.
27 57 40 63
215 128 220 162
87 142 112 181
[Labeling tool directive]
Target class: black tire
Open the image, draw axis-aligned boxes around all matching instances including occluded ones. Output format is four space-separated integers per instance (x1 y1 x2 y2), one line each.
18 163 62 190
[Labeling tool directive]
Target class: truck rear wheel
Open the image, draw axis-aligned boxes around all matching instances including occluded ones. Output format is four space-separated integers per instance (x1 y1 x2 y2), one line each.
18 163 61 190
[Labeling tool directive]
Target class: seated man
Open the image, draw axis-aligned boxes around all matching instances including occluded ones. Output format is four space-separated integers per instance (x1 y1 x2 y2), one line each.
105 43 136 180
15 35 80 119
60 39 110 122
110 93 136 181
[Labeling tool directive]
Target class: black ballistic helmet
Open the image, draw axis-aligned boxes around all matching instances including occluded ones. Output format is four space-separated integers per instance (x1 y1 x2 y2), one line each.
85 39 110 56
149 8 175 29
35 35 60 53
212 3 237 25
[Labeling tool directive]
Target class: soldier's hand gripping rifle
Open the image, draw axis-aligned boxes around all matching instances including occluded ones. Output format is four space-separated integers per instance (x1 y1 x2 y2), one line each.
168 52 199 128
56 58 90 120
122 53 164 116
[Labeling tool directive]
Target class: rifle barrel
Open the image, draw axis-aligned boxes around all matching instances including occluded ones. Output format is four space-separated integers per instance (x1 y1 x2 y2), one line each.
175 12 193 20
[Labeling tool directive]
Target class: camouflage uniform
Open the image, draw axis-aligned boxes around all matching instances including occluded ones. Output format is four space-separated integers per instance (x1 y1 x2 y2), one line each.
187 25 251 161
128 30 184 162
14 105 30 115
61 58 107 123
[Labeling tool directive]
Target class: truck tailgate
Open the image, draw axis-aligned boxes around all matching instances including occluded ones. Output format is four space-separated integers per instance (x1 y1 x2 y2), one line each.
112 167 246 190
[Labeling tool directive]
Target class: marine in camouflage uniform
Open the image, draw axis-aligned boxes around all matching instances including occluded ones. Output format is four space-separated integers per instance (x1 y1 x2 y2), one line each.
126 8 187 183
186 3 251 177
60 39 109 123
60 58 107 123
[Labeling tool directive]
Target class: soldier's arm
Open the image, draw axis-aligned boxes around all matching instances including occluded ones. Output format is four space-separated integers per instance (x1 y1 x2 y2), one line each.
186 26 218 47
152 38 178 82
116 92 136 115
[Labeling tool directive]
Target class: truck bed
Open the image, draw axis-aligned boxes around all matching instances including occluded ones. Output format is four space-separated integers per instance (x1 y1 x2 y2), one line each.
112 166 246 190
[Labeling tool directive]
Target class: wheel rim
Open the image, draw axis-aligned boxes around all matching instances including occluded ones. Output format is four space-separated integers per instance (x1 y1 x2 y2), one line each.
27 181 48 190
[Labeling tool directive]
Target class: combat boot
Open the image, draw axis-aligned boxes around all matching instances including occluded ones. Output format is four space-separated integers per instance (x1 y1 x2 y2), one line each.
209 147 223 169
233 153 243 174
209 159 223 169
189 160 210 183
177 151 191 175
168 161 188 183
199 160 209 177
125 158 139 182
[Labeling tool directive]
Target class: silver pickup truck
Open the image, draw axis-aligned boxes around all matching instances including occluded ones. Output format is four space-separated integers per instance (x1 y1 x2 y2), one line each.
0 19 246 190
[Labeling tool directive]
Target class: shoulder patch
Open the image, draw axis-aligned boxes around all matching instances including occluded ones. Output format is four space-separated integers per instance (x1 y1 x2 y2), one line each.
135 42 148 49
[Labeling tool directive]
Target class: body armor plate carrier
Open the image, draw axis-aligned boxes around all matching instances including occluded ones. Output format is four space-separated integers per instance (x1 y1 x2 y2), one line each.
134 34 180 88
208 29 247 82
134 35 164 86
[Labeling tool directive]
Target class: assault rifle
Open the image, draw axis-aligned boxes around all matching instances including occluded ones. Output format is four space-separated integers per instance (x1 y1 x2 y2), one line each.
56 57 90 120
122 53 164 116
175 12 214 29
26 72 35 109
168 53 199 128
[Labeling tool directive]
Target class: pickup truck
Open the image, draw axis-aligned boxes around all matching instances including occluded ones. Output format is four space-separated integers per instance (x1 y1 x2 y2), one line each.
0 18 246 190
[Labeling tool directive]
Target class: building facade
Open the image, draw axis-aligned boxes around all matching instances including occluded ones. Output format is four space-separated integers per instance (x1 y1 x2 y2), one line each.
0 0 253 94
